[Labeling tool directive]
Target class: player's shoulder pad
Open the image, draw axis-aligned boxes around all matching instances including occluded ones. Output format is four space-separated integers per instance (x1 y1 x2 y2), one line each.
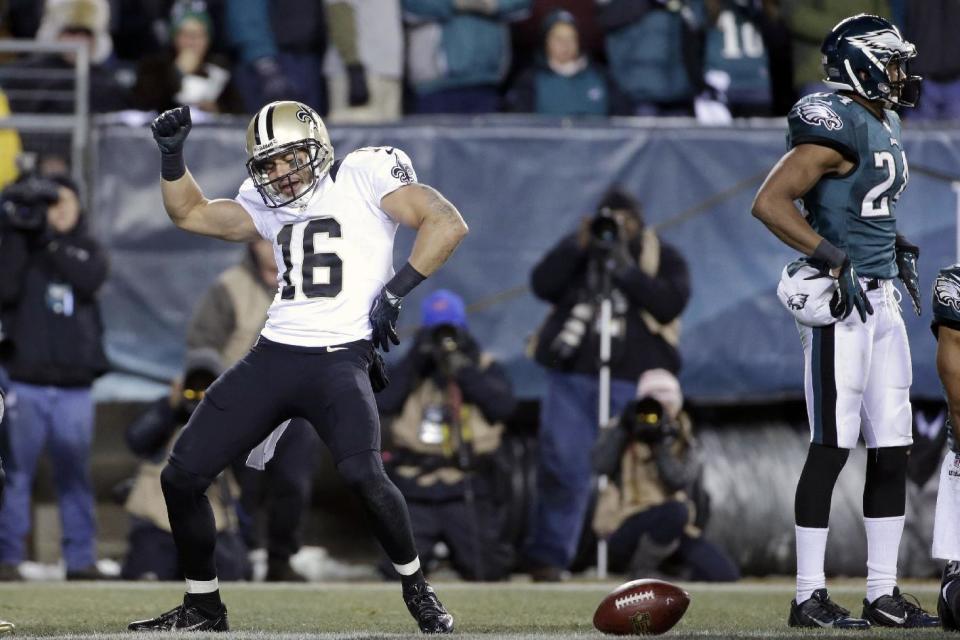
787 92 858 155
342 146 416 183
933 264 960 326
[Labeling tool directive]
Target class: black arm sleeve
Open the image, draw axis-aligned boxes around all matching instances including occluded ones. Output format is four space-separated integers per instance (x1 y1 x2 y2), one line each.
45 236 109 300
456 360 516 424
126 398 179 460
374 351 421 415
0 230 31 304
530 234 589 304
611 243 691 324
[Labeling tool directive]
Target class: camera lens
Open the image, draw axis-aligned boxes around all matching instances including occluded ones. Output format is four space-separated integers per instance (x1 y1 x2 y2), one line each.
590 214 619 244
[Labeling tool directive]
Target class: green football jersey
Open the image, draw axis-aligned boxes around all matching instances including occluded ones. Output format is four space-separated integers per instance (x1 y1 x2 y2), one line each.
932 264 960 450
787 92 908 279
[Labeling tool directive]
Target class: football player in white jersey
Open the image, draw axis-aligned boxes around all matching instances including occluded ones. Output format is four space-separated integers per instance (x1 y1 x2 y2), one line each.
129 102 467 633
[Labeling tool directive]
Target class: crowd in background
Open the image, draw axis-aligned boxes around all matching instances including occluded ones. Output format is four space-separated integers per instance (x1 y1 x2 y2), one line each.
0 0 958 127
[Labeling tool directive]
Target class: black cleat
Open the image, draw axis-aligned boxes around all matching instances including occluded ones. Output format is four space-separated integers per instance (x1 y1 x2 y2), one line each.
788 589 870 629
862 587 939 628
403 582 453 633
128 603 229 632
940 561 960 632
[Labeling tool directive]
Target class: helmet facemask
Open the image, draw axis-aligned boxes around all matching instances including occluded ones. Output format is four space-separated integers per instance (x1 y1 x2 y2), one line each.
246 139 331 209
244 100 335 209
880 54 921 107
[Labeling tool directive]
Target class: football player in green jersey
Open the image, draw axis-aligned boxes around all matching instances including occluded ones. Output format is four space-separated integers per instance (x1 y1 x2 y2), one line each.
753 13 936 630
930 265 960 631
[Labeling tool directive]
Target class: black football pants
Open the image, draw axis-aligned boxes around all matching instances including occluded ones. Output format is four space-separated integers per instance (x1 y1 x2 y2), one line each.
162 337 418 581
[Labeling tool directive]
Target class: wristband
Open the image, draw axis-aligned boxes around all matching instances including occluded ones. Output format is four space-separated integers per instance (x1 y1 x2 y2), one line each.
811 239 846 270
385 261 426 298
160 151 186 181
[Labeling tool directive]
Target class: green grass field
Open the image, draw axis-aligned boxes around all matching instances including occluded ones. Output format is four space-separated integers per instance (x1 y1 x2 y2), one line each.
0 579 948 639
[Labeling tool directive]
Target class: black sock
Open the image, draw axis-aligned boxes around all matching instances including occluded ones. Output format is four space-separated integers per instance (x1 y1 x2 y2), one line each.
947 575 960 607
401 568 426 590
184 591 223 617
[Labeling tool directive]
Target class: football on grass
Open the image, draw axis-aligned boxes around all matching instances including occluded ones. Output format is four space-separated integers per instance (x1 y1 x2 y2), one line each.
593 579 690 635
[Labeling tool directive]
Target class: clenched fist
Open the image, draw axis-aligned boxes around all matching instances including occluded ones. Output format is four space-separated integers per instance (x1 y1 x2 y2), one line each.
151 106 192 156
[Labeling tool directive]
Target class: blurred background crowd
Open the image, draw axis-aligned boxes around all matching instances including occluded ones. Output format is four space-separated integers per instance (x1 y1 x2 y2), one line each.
0 0 957 586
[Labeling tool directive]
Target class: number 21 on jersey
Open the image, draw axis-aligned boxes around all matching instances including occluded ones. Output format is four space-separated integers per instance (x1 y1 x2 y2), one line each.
276 218 343 299
861 148 908 218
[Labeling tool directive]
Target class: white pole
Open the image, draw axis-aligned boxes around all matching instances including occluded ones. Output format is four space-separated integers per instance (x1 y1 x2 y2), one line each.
596 296 613 580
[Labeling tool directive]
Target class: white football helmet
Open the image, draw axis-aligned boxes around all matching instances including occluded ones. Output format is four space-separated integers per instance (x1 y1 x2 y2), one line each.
777 259 838 327
245 101 334 208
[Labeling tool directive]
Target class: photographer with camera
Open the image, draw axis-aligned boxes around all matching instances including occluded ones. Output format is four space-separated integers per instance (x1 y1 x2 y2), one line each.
0 174 110 581
121 348 249 581
375 290 516 581
592 369 738 582
524 187 690 581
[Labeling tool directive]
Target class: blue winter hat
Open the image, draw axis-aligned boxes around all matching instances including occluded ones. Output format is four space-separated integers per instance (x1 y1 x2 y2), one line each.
421 289 467 328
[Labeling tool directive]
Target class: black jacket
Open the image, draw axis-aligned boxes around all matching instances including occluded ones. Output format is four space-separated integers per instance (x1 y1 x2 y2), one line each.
0 223 110 386
531 232 689 379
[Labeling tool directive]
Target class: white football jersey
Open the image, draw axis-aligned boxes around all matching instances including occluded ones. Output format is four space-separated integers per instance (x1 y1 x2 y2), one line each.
235 146 418 347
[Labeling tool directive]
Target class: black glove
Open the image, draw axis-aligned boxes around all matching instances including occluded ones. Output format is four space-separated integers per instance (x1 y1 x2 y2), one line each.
253 56 293 103
369 350 390 392
369 288 401 352
151 106 192 156
830 257 874 322
347 63 370 107
895 238 921 316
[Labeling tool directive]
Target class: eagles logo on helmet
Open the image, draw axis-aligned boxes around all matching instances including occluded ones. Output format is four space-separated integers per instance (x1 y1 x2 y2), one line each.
821 14 922 108
245 101 335 209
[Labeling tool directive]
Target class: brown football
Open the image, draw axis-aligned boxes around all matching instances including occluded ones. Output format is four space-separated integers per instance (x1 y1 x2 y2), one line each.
592 579 690 635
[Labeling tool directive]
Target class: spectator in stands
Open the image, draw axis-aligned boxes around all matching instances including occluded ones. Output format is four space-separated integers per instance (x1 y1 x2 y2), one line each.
376 290 516 581
702 0 773 117
524 187 690 581
325 0 403 123
6 0 131 114
592 369 740 582
597 0 703 116
0 389 14 632
403 0 531 114
121 349 249 581
903 1 960 121
225 0 330 114
0 174 110 581
511 0 603 70
132 0 242 114
782 0 890 98
186 239 319 582
505 9 624 116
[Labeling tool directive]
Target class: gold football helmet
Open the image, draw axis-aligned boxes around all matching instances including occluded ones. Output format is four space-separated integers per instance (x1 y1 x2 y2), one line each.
245 101 334 208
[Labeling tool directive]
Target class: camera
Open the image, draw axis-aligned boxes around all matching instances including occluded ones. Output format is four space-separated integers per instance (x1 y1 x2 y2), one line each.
423 324 473 377
548 302 593 364
620 397 677 444
590 207 621 245
0 176 60 232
